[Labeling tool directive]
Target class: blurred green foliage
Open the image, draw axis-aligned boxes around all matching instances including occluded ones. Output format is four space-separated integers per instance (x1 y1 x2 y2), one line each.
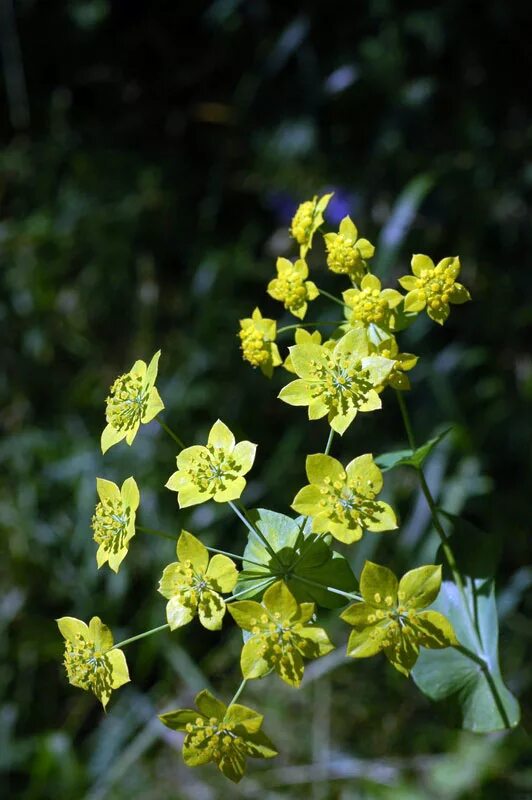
1 1 531 797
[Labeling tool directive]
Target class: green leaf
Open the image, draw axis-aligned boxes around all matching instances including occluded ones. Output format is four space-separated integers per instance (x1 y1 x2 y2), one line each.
412 521 520 732
236 508 356 609
375 428 452 471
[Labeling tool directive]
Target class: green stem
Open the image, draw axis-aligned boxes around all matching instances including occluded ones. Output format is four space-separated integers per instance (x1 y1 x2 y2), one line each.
226 577 273 602
293 574 362 602
229 678 247 707
277 320 344 335
157 419 186 450
110 623 169 651
395 391 482 648
229 500 280 565
324 427 335 456
137 524 265 569
318 288 347 308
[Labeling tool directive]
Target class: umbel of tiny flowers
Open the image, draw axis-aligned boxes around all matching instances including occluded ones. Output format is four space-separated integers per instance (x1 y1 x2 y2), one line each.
398 254 471 325
238 307 282 377
290 192 333 257
267 257 319 320
159 689 277 783
101 350 164 453
166 419 256 508
57 616 130 708
343 274 403 339
340 561 458 676
158 530 238 630
278 328 395 434
370 336 418 392
227 581 334 687
291 453 397 544
323 215 375 282
91 476 139 572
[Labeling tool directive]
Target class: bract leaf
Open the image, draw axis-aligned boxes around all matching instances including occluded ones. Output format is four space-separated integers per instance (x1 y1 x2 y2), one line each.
236 509 357 609
375 428 452 471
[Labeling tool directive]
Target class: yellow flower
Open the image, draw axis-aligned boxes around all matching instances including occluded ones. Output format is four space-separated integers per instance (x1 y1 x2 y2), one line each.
238 308 282 377
341 562 458 676
159 530 238 630
101 351 164 453
57 616 130 708
398 254 471 325
371 337 418 392
324 216 375 282
166 419 256 507
159 690 277 783
267 257 319 320
292 453 397 544
290 193 333 256
91 476 140 572
343 274 403 333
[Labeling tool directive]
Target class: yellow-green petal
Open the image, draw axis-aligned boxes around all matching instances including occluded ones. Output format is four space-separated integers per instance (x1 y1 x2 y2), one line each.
346 625 388 658
198 589 226 630
263 580 298 621
241 638 269 680
57 616 89 642
345 453 383 494
205 554 238 593
121 476 140 510
232 440 257 474
142 386 165 423
306 452 345 485
278 379 311 406
412 610 458 648
360 561 398 607
101 424 126 454
404 289 427 313
398 564 442 609
166 597 195 630
411 253 434 276
177 530 209 574
208 419 235 451
227 600 264 630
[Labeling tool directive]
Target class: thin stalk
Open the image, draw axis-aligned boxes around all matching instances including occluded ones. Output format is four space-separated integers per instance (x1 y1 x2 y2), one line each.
226 577 273 602
229 678 247 707
229 501 280 565
157 419 186 450
324 427 335 456
318 288 347 308
110 623 169 651
277 320 344 335
293 574 362 602
395 391 483 650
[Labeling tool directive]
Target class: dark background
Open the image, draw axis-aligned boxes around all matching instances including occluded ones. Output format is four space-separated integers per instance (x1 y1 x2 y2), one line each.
1 1 531 798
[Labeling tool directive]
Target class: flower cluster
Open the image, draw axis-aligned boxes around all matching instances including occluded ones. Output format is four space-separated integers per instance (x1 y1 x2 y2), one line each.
292 453 396 544
57 190 478 783
228 581 333 687
341 562 457 675
166 419 256 507
159 530 238 630
159 690 277 783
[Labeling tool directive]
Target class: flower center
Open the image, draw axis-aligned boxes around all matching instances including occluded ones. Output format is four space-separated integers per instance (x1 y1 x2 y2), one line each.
416 263 457 310
290 201 315 245
64 634 111 690
308 354 373 413
318 474 380 528
92 498 131 552
239 326 269 367
326 234 365 278
106 371 147 431
348 287 388 325
188 446 240 494
185 718 242 762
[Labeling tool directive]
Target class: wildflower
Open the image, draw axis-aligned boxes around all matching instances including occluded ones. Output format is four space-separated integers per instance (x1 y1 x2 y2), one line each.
166 419 256 507
371 337 418 392
290 193 333 256
91 477 139 572
323 216 375 282
278 328 395 434
56 616 130 708
159 530 238 630
292 453 397 544
101 351 164 453
342 274 403 335
228 581 334 687
159 689 277 783
398 254 471 325
238 308 282 377
267 257 319 320
341 561 458 676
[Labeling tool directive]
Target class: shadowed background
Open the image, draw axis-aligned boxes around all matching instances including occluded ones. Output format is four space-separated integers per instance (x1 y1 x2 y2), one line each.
1 1 531 798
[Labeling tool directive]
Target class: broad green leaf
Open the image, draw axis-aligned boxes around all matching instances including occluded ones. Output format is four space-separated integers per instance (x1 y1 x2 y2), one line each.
412 520 520 732
236 508 357 609
375 428 452 471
